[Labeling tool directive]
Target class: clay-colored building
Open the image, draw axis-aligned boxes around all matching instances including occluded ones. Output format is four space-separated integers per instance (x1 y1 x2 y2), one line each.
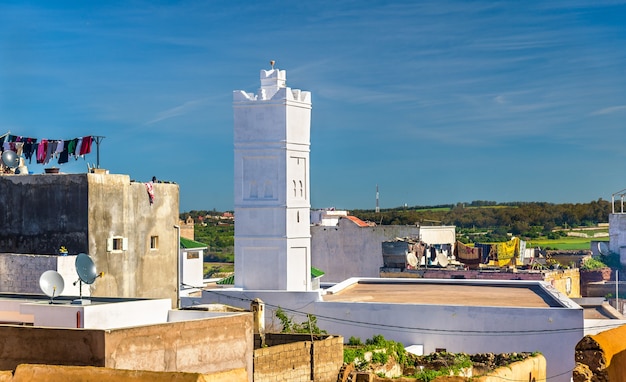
0 173 179 306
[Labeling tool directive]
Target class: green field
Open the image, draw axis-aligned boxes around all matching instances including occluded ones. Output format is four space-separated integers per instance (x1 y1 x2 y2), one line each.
528 237 606 250
203 262 234 279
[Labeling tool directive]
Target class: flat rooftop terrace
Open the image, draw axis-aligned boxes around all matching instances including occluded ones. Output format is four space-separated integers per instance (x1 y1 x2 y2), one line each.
323 280 562 308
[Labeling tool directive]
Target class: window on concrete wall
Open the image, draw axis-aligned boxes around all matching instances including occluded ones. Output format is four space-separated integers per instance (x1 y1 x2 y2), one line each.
150 236 159 250
107 237 128 252
187 252 199 259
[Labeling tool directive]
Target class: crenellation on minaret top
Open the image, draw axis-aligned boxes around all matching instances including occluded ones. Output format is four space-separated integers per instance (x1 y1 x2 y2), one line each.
258 68 286 100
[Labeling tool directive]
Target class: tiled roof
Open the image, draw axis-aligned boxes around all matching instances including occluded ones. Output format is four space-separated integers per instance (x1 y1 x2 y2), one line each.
180 237 208 249
311 267 325 278
216 275 234 285
342 215 371 227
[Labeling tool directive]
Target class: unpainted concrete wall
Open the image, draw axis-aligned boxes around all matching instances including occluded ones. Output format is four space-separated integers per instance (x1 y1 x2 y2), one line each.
86 174 179 305
104 313 253 377
311 222 420 282
0 313 253 380
0 326 106 370
9 364 247 382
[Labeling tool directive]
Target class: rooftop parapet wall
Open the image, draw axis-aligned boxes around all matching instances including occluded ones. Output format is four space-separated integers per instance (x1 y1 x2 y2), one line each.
0 313 253 378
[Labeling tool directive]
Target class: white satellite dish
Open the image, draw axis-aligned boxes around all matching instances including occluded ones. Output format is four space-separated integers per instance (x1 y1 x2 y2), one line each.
436 251 449 267
39 270 65 304
72 253 103 305
1 150 20 169
406 252 418 268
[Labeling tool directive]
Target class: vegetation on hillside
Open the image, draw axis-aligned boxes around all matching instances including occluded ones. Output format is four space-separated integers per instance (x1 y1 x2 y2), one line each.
181 199 613 257
354 199 610 230
343 334 539 381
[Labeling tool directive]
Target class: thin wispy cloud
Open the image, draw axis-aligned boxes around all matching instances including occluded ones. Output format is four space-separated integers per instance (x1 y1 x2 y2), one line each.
145 98 210 125
1 0 625 210
590 105 626 115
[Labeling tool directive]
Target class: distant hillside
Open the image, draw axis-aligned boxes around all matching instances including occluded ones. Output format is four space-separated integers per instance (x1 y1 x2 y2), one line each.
352 199 611 242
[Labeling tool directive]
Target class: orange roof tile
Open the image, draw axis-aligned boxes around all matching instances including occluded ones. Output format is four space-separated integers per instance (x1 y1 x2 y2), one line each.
342 215 371 227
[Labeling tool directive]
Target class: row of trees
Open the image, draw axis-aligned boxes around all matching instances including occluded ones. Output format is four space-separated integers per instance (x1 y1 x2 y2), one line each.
353 199 612 234
182 199 612 256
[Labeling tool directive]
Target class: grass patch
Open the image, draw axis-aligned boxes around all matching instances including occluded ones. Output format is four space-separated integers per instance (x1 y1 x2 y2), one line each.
203 262 234 278
529 236 596 250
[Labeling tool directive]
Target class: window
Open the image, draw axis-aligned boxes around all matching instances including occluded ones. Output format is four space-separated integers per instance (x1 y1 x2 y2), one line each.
150 236 159 250
186 252 199 260
107 237 128 252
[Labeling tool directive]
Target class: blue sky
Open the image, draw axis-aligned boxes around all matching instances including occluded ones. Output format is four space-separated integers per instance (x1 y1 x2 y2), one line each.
1 1 625 212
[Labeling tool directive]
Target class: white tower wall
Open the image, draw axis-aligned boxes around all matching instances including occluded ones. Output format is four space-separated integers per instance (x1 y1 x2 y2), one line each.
233 67 312 291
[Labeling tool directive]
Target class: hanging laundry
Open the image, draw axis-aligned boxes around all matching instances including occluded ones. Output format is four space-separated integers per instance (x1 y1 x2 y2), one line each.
37 140 48 164
79 136 92 155
74 137 83 159
145 181 155 204
454 241 481 266
58 140 70 164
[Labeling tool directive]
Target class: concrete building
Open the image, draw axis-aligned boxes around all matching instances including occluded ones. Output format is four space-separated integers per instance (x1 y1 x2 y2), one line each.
0 173 180 306
609 212 626 265
180 237 206 288
0 294 253 379
310 208 457 283
233 65 312 291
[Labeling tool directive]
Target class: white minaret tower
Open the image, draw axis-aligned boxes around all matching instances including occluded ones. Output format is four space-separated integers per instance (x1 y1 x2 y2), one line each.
232 62 312 291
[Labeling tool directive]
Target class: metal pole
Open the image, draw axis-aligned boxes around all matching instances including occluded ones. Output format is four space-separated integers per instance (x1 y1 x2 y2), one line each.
93 136 106 168
615 269 621 313
174 224 181 309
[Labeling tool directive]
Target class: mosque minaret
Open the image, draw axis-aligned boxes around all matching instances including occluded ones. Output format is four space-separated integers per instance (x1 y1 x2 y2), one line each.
232 62 312 291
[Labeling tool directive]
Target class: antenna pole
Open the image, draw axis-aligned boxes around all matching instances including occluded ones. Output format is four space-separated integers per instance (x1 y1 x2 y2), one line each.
93 136 106 168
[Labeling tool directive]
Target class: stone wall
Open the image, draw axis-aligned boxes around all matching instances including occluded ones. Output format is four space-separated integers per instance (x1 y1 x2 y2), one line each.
0 254 57 293
253 334 343 382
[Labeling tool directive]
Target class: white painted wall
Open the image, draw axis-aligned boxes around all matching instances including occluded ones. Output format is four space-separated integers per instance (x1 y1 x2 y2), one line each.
310 210 348 226
609 214 626 265
233 67 312 291
311 222 420 282
56 255 90 297
180 248 204 287
419 226 456 245
205 279 582 382
20 298 172 329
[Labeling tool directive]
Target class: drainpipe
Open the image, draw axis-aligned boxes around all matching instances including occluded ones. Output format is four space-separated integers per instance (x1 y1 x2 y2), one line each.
174 225 181 309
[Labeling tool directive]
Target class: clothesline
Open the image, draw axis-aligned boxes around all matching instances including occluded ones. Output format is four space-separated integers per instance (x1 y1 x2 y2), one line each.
0 132 105 168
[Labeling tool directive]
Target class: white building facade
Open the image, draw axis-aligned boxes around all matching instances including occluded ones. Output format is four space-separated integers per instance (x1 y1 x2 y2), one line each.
233 66 312 291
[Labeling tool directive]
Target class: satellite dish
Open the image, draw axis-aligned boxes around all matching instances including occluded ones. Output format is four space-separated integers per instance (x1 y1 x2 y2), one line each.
39 270 65 303
72 253 103 305
1 150 20 168
75 253 98 284
406 252 418 268
436 251 449 267
598 242 609 256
